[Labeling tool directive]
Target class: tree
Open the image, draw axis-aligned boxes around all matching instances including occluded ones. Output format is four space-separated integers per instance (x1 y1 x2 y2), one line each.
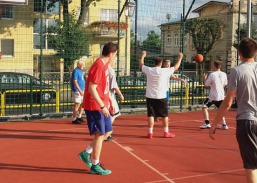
47 13 92 72
186 18 223 54
130 30 135 47
186 18 223 86
47 0 101 26
142 30 161 54
45 0 102 72
233 23 257 49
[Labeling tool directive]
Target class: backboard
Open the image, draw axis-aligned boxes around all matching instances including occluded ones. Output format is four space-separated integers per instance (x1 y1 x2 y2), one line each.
0 0 28 5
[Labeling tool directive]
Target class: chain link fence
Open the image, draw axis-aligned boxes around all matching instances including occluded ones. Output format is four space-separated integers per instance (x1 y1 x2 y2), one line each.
4 0 253 117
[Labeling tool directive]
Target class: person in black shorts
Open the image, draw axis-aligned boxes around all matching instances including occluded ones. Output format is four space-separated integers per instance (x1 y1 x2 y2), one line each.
139 51 183 139
199 61 228 129
209 38 257 183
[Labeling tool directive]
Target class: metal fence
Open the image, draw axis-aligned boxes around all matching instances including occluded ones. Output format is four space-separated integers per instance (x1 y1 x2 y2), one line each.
1 0 226 117
0 72 209 117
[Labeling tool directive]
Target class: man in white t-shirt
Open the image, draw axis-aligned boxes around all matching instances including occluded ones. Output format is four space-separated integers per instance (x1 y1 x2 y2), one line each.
139 51 183 139
199 60 228 129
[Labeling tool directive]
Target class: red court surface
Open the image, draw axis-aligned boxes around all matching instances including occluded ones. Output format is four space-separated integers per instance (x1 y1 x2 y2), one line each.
0 110 246 183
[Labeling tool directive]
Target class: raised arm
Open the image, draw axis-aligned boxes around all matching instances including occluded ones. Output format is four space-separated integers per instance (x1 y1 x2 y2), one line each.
170 74 187 84
173 53 183 71
139 51 147 70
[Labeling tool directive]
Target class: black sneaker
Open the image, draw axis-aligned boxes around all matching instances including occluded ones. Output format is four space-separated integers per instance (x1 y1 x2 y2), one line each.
77 117 84 122
104 135 113 142
72 118 82 124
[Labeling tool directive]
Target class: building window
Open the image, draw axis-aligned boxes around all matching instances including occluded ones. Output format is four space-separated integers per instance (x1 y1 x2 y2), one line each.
2 5 13 19
1 39 14 57
167 34 171 46
34 0 60 15
100 9 117 21
33 19 57 49
174 34 179 46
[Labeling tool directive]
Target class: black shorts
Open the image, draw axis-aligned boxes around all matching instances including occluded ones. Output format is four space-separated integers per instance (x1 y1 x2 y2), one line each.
202 98 223 108
236 120 257 169
146 98 168 118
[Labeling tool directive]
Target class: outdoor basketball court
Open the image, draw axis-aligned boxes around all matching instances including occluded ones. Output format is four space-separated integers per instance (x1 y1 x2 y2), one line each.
0 110 246 183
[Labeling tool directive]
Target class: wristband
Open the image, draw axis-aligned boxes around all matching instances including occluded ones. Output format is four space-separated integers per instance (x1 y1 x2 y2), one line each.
100 106 105 109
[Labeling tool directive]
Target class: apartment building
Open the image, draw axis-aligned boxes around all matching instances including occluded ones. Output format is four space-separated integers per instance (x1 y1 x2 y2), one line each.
0 0 131 79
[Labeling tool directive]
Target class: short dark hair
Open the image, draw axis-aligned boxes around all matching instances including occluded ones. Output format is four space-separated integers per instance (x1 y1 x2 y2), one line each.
214 60 222 69
155 57 163 66
238 38 257 58
102 42 119 56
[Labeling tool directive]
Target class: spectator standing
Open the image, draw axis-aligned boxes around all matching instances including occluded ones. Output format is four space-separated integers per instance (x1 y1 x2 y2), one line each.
71 60 85 124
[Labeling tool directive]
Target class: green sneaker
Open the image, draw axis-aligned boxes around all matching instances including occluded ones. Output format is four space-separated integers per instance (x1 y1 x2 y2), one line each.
90 163 111 175
78 151 92 168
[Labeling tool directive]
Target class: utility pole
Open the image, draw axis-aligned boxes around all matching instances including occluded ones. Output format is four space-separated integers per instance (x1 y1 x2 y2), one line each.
247 0 252 38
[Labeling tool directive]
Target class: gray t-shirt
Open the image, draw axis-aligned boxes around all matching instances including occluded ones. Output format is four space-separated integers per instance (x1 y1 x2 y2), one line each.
228 62 257 120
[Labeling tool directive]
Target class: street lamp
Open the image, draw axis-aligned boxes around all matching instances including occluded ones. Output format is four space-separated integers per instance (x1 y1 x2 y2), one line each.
117 0 136 78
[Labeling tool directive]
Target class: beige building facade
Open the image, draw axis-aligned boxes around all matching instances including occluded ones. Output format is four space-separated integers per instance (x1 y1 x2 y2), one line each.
0 0 131 79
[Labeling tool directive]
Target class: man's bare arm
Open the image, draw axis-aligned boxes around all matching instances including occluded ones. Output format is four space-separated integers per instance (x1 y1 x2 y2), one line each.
173 53 183 71
139 51 147 70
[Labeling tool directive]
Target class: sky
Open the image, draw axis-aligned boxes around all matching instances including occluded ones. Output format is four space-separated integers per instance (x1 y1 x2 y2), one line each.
132 0 231 40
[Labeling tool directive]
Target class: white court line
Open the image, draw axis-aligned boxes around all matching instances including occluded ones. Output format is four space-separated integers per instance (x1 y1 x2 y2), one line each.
145 179 171 183
172 168 244 181
112 140 175 183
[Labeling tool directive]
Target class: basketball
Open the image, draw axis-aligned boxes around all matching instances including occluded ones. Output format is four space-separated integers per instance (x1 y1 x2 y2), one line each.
194 54 204 63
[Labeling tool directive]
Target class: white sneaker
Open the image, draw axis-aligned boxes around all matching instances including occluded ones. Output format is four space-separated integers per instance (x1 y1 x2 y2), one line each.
219 125 229 130
199 123 211 129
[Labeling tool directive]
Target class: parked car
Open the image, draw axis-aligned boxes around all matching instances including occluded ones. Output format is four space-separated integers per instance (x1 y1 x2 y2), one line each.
117 75 146 87
116 75 147 106
0 72 56 103
169 74 203 96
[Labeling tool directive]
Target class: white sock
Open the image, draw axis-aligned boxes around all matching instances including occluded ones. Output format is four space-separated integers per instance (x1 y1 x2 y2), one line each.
222 118 227 126
164 127 168 133
78 114 82 118
86 145 93 154
72 117 77 121
92 159 99 165
149 128 153 134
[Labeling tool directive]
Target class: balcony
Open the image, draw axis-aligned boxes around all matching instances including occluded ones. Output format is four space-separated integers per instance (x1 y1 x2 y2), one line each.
90 21 127 38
